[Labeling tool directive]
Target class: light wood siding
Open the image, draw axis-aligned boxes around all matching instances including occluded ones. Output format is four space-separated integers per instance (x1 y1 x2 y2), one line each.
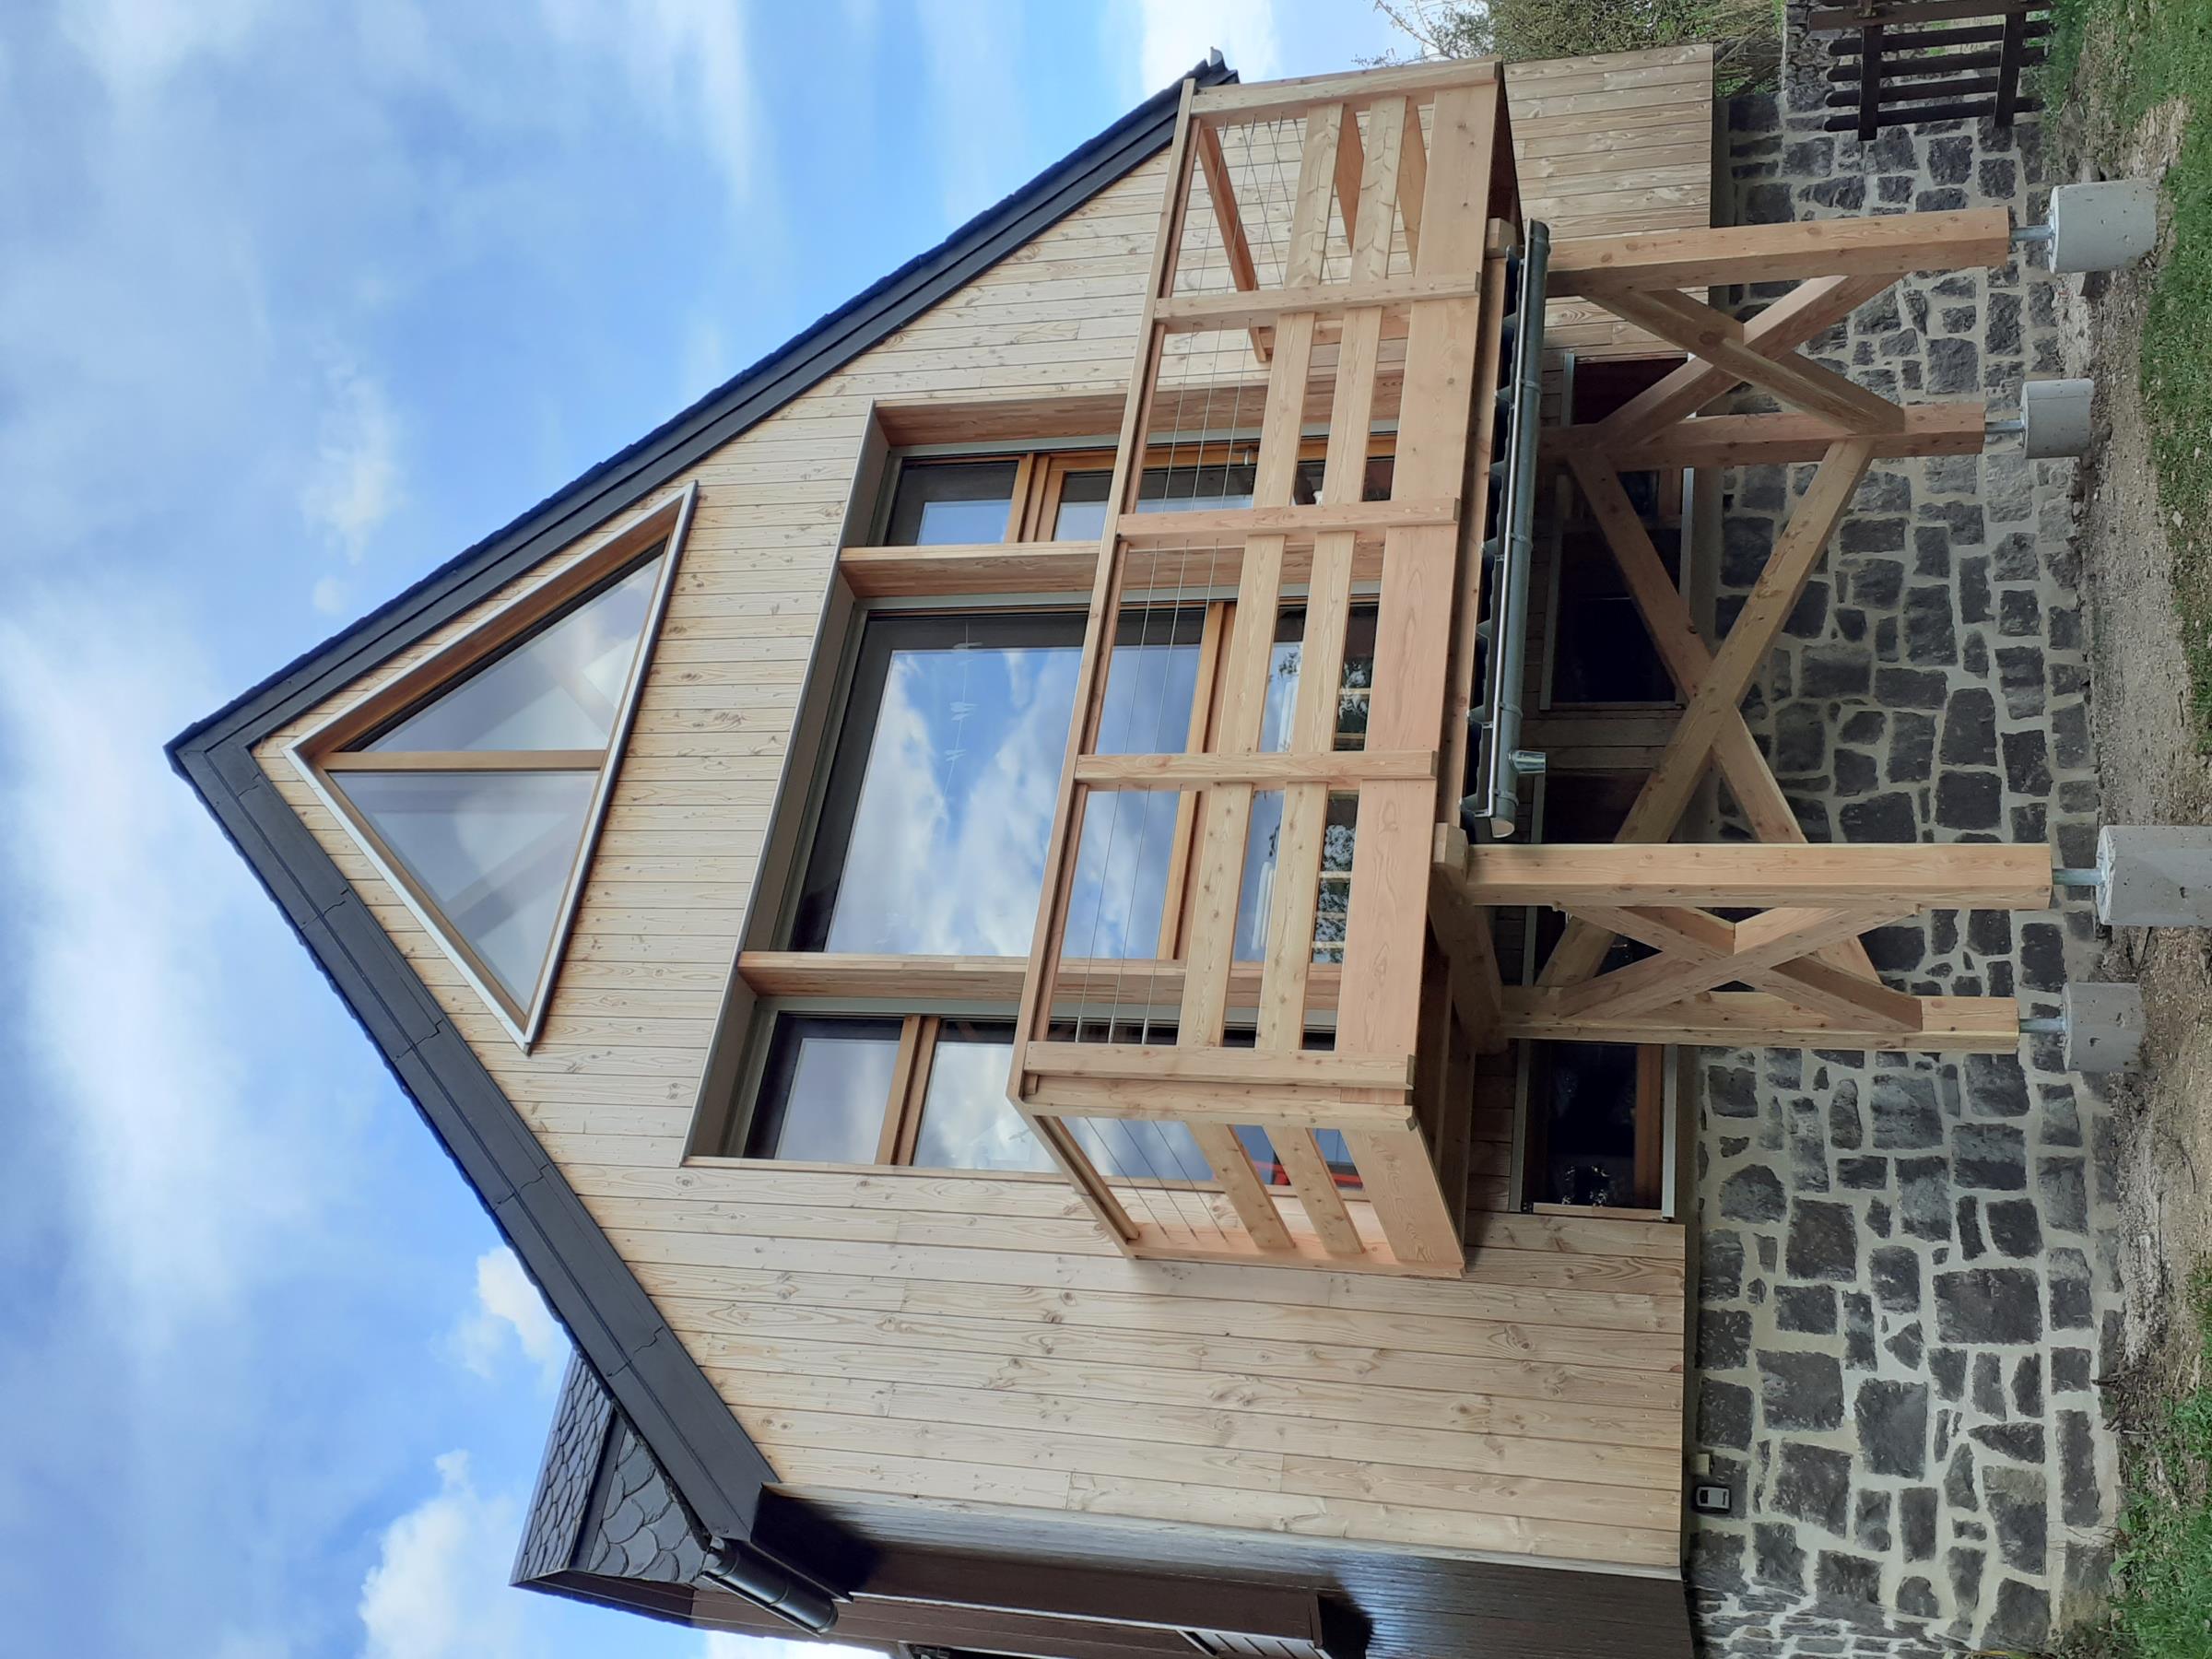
257 51 1704 1575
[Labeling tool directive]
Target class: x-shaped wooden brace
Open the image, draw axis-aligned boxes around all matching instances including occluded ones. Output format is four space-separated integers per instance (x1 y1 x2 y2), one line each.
1554 901 1926 1033
1540 434 1881 992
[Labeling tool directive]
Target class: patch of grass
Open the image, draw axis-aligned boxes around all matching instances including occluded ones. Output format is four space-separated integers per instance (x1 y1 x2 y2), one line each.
2088 1264 2212 1657
2046 0 2212 749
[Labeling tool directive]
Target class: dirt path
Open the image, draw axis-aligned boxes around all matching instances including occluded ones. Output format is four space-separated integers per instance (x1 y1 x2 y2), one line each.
2054 88 2212 1432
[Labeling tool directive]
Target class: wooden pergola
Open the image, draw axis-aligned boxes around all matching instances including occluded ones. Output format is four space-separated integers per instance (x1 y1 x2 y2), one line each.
1003 62 2047 1275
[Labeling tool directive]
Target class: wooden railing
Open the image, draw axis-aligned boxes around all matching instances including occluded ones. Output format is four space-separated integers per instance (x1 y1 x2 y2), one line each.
1006 62 1523 1277
1808 0 2049 136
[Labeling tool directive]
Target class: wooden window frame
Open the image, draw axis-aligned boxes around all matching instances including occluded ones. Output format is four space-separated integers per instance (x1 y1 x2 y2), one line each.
286 483 697 1049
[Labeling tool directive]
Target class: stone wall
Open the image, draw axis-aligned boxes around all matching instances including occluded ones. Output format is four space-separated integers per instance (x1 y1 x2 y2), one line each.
1685 8 2121 1653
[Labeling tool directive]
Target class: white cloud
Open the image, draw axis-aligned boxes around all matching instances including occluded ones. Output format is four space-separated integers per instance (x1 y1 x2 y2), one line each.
453 1246 568 1387
912 3 1026 226
300 355 404 563
312 573 351 615
0 598 315 1337
61 0 274 95
1136 0 1280 94
534 0 763 212
359 1452 526 1659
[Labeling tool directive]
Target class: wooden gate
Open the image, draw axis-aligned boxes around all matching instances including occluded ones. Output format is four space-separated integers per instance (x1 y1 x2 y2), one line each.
1006 63 1523 1277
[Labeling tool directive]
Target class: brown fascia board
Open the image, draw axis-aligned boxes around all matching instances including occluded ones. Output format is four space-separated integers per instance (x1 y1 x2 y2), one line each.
167 54 1235 1571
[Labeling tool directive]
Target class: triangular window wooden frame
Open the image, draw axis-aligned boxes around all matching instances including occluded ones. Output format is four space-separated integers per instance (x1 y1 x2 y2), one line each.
286 483 697 1050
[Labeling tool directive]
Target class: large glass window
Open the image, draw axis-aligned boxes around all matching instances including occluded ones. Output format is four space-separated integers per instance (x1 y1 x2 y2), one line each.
791 609 1204 958
743 1016 905 1163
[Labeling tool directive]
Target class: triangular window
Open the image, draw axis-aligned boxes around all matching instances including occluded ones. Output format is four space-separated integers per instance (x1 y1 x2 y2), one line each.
288 486 695 1047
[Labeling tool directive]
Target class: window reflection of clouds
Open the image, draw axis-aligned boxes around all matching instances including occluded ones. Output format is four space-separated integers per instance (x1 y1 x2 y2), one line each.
773 1032 899 1164
911 1035 1053 1172
823 629 1199 960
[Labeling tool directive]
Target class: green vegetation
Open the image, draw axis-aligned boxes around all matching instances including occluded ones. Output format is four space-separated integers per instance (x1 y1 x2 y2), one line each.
2067 1264 2212 1658
2046 0 2212 747
1373 0 1781 92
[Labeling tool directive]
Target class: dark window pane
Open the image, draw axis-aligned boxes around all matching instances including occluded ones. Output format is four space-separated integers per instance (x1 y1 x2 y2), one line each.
746 1015 902 1163
1053 470 1112 541
911 1023 1055 1172
335 770 596 1003
886 461 1018 546
1529 1041 1643 1206
364 555 662 752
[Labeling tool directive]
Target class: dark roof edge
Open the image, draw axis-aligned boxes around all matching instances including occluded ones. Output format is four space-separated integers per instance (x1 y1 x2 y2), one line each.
169 53 1233 765
166 56 1231 1579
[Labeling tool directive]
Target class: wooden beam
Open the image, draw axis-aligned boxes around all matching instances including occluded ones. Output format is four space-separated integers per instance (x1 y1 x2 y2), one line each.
1594 272 1900 444
1274 1129 1366 1256
1022 1041 1411 1092
1155 274 1491 333
1025 1077 1417 1134
1451 841 2055 912
1499 988 2019 1053
1190 1121 1297 1252
1546 207 2014 296
1428 824 1508 1053
1191 59 1496 124
1071 749 1433 789
1114 496 1458 547
738 951 1345 1011
1587 287 1906 432
1193 118 1271 364
1550 400 1987 469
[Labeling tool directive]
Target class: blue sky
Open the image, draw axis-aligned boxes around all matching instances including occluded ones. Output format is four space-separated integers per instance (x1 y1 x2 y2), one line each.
0 3 1400 1655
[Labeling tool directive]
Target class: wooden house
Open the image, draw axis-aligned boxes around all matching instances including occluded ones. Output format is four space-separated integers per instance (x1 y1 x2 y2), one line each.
175 44 2062 1659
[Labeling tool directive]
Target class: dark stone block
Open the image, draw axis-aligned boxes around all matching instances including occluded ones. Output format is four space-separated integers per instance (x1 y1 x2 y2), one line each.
1926 135 1972 183
1703 1230 1745 1300
1826 1078 1863 1149
2053 1252 2094 1333
1856 1379 1929 1477
1939 687 1997 766
1985 1578 2050 1652
1964 1050 2027 1115
1844 1289 1877 1371
2041 1156 2088 1232
2014 1354 2042 1417
1870 1244 1921 1312
1868 1197 1892 1236
1972 1421 2049 1462
1947 1441 1979 1512
1959 552 1992 623
2053 1347 2092 1393
1709 1062 1759 1118
2060 1408 2101 1525
1753 1520 1806 1590
1981 157 2018 199
1699 1377 1752 1451
1959 1195 1987 1260
1689 1529 1746 1594
1876 665 1947 709
1777 1284 1839 1334
1853 1488 1892 1553
1847 556 1904 609
1914 524 1951 577
1837 1155 1888 1191
1985 1198 2042 1258
1787 579 1830 639
1840 790 1917 842
1761 1349 1845 1430
1774 1442 1853 1535
1724 515 1777 585
1888 711 1933 783
1807 174 1866 210
1773 700 1828 773
1993 530 2039 580
1899 1157 1952 1241
2053 700 2090 769
1742 182 1794 224
1872 1075 1942 1149
1786 1200 1859 1283
1802 645 1874 698
1888 1323 1924 1369
1701 1309 1751 1370
1955 1124 2027 1191
1723 1164 1787 1223
1936 770 2003 830
1927 337 1980 395
1972 1350 2006 1416
1902 584 1958 664
2019 921 2065 993
1833 747 1877 795
1901 1487 1938 1562
1936 1267 2042 1344
1949 1543 1985 1618
1997 644 2045 718
1998 586 2041 639
1898 1574 1940 1618
1814 1549 1883 1606
1932 1347 1967 1401
1840 514 1907 555
2002 727 2052 796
